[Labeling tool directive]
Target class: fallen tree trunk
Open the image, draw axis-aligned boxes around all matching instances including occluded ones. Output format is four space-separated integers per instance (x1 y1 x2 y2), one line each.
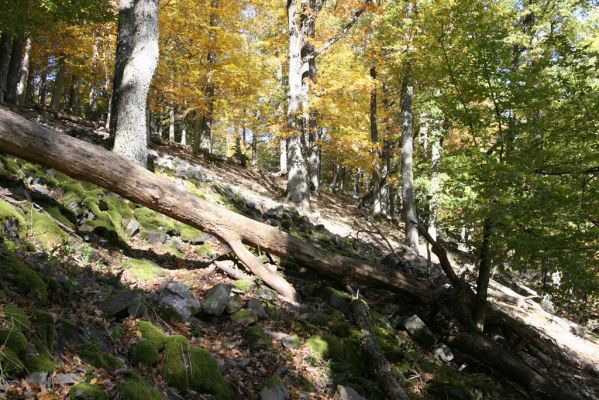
0 107 430 303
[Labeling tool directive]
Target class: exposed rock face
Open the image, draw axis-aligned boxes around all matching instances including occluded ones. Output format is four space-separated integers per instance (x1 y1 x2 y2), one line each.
404 314 435 348
259 375 289 400
100 290 146 319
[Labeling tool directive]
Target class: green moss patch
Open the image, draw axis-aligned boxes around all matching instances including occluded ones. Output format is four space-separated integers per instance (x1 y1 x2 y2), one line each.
26 209 69 252
120 373 162 400
233 279 254 292
194 243 217 259
138 321 169 349
69 383 107 400
79 341 124 370
163 335 233 399
0 251 48 303
132 339 161 366
306 334 363 374
122 259 170 281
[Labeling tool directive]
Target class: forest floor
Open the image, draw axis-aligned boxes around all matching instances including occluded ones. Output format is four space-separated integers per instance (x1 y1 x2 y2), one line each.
0 107 593 400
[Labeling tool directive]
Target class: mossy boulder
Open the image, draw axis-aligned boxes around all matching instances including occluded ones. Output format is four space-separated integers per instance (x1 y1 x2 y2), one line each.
138 321 169 349
0 252 49 303
33 310 56 352
120 373 162 400
26 209 69 251
232 279 254 292
132 339 161 366
79 341 124 370
69 383 107 400
163 335 234 399
194 243 217 259
244 324 272 351
230 309 258 325
0 199 26 233
25 353 57 373
306 334 363 374
121 259 170 282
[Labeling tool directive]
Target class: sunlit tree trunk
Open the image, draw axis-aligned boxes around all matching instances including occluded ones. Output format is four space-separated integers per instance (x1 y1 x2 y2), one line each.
251 131 257 167
5 30 24 105
16 37 31 104
180 122 187 146
0 32 13 103
89 36 100 118
400 61 418 250
110 0 159 167
286 0 310 209
168 105 175 142
279 138 287 173
50 56 67 111
24 65 35 105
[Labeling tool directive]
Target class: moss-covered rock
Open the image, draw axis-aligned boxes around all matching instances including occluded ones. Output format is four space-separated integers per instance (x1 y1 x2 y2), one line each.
26 209 69 251
306 334 363 374
232 279 254 292
138 321 169 349
69 383 107 400
122 259 170 282
25 353 57 373
33 310 56 352
79 341 124 370
0 199 26 230
244 324 272 350
230 309 258 325
132 339 161 366
194 243 217 259
0 252 48 303
120 373 162 400
133 207 177 233
163 335 233 399
177 224 204 243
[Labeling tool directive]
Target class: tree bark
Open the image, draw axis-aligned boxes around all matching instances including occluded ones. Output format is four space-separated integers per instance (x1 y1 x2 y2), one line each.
251 130 257 167
0 107 430 302
400 61 418 251
279 138 287 173
0 32 13 103
5 30 24 105
473 217 494 331
67 75 80 113
110 0 159 167
39 70 47 106
50 56 67 111
180 122 187 146
286 0 310 210
168 105 175 142
24 66 35 105
16 37 31 104
89 36 100 118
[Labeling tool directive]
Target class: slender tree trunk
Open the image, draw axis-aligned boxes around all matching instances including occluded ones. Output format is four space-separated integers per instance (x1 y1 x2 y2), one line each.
67 75 80 113
474 218 495 331
16 37 31 104
279 138 287 173
39 71 47 106
286 0 310 210
89 36 100 118
168 105 175 142
400 64 418 250
307 114 320 194
50 56 67 111
110 0 160 167
0 32 13 103
251 131 257 167
24 66 35 105
330 163 339 189
196 0 218 155
180 123 187 146
354 168 362 195
5 30 24 105
371 66 387 215
428 133 443 241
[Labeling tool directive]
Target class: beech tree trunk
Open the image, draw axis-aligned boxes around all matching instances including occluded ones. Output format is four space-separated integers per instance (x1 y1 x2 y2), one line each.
89 36 100 118
0 106 429 303
400 61 418 251
110 0 159 167
279 138 287 173
16 37 31 104
168 105 175 142
0 32 13 103
39 71 48 106
50 56 67 111
67 75 80 113
5 30 24 105
286 0 310 210
251 131 257 167
24 66 35 105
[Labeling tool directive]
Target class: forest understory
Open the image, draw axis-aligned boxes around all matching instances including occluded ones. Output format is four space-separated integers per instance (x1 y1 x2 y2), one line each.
0 106 598 400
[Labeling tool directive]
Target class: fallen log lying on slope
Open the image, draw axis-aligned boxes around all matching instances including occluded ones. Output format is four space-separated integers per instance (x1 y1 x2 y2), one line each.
0 106 430 303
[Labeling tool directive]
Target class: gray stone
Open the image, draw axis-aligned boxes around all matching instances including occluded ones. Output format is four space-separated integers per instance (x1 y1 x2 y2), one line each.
335 385 366 400
282 335 300 349
434 344 454 362
30 183 50 196
247 298 268 319
258 286 279 301
203 284 232 316
264 205 285 219
146 231 168 244
2 217 20 238
100 291 145 319
125 219 140 237
54 373 81 385
26 372 48 386
159 282 201 321
404 314 435 348
260 375 289 400
166 237 182 251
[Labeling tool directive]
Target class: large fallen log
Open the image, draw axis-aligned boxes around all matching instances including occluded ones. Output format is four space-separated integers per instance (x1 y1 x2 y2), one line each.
0 106 430 303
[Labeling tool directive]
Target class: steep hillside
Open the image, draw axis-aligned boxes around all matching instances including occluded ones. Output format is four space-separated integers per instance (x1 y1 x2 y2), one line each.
0 108 597 400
